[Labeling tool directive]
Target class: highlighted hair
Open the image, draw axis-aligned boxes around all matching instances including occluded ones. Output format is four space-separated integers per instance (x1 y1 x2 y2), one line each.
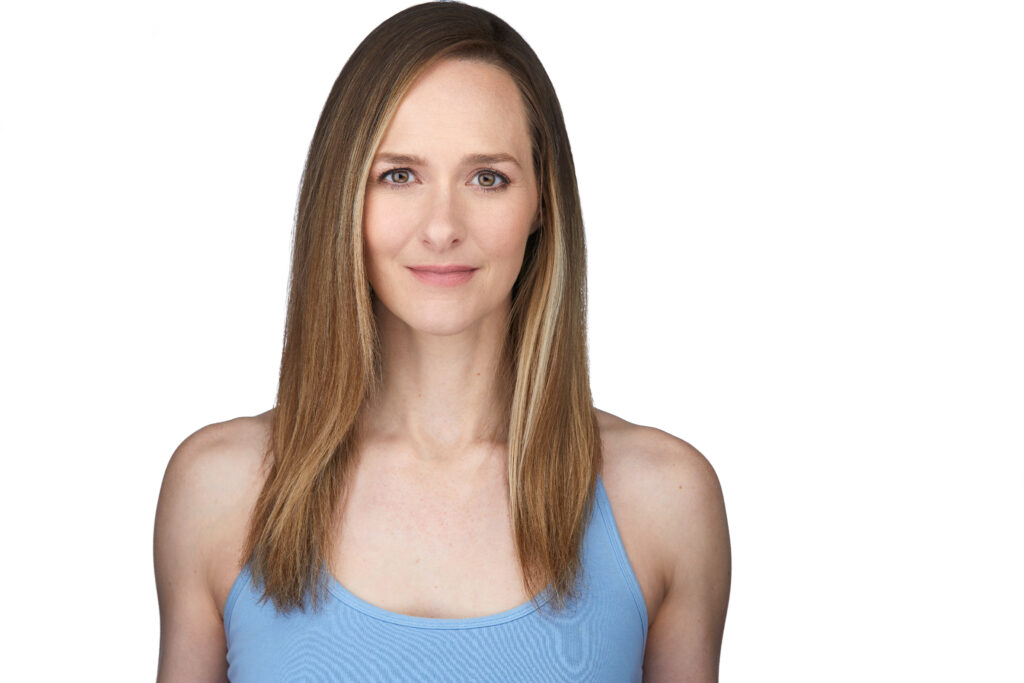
243 1 600 616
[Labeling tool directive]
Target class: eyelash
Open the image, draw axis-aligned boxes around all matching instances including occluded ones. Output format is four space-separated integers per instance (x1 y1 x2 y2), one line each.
376 167 511 193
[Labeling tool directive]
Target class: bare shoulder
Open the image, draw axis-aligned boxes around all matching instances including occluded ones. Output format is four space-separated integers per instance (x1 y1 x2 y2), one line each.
156 411 272 550
160 410 273 503
155 409 273 616
595 408 731 680
596 408 714 472
154 409 274 681
595 408 724 526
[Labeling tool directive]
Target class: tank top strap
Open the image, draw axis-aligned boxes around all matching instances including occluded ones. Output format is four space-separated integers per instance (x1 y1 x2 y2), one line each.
594 473 650 643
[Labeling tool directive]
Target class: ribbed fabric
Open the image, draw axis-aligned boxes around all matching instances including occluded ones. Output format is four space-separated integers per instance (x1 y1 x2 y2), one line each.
224 474 648 681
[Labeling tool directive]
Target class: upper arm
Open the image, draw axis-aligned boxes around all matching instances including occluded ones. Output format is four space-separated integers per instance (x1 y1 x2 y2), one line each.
642 436 731 683
153 425 239 683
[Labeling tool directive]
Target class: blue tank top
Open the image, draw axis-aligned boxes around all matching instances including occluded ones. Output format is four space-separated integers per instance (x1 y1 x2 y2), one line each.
223 474 648 681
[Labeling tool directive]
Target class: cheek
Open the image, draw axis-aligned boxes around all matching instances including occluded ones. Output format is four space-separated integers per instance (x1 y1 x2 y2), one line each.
477 208 534 272
362 194 407 264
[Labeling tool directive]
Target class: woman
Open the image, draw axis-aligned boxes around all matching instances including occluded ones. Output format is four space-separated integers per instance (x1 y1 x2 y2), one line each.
154 2 730 680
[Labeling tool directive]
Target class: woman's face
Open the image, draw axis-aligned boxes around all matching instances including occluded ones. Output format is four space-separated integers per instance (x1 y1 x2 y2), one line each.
363 58 540 337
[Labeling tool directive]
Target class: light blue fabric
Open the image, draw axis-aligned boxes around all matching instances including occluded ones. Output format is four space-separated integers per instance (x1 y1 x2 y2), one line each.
224 474 648 681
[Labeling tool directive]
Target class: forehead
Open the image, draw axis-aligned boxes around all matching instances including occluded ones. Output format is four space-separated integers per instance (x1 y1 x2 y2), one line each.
379 58 531 158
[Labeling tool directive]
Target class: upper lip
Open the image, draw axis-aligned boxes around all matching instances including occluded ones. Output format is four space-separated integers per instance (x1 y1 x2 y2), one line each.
407 265 478 273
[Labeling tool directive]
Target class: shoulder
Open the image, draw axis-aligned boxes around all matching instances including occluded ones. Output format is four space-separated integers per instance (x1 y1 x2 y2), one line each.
160 411 272 496
154 410 273 611
153 410 274 678
595 408 723 515
595 408 729 594
156 411 272 549
596 408 731 679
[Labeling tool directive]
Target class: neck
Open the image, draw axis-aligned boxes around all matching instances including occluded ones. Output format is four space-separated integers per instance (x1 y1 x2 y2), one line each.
358 296 513 468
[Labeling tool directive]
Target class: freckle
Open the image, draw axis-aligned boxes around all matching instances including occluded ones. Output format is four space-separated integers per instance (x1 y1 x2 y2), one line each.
678 485 683 489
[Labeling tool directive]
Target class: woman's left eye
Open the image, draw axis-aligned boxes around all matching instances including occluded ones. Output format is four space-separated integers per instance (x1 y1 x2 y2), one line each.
471 170 509 190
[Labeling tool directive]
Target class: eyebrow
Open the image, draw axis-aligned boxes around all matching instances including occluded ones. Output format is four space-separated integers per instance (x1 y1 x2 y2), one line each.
373 152 521 168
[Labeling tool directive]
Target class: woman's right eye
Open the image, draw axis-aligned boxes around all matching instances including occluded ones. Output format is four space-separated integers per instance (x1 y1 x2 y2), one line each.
379 168 415 186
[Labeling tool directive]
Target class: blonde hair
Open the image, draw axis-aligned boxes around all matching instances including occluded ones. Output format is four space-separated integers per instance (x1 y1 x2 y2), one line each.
243 1 600 615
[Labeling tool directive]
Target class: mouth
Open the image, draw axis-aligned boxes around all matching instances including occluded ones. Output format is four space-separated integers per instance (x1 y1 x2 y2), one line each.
407 265 478 287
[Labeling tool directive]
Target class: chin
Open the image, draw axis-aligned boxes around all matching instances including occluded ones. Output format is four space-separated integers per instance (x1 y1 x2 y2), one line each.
376 298 478 337
409 306 483 336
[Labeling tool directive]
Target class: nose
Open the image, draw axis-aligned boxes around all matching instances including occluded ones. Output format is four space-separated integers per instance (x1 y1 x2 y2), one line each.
419 183 465 250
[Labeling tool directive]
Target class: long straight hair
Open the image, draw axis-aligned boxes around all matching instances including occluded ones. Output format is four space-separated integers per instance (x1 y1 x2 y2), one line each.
242 1 600 615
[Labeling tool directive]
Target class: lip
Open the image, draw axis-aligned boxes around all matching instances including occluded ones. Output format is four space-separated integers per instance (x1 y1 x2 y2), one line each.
407 265 478 287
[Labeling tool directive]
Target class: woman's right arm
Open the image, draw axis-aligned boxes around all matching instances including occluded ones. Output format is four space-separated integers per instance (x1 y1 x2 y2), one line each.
154 418 268 683
154 426 231 682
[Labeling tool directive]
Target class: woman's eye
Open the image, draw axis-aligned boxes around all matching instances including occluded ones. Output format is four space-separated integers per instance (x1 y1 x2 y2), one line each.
472 170 509 189
381 168 415 185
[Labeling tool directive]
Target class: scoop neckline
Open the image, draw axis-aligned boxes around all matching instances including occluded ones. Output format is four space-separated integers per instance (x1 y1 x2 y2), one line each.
325 572 553 630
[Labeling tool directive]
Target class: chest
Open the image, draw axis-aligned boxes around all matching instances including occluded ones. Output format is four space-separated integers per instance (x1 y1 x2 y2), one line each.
325 457 665 624
328 467 535 619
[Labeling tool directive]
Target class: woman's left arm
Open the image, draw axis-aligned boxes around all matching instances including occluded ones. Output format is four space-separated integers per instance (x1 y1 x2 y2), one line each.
642 441 732 683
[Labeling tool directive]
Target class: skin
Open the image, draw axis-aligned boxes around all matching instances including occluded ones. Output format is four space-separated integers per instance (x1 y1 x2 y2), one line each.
154 58 730 682
359 57 541 462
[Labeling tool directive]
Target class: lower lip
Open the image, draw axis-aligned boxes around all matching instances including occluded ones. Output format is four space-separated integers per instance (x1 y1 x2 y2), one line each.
408 268 477 286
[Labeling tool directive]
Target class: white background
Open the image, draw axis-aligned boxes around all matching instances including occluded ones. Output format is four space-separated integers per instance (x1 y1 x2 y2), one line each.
2 1 1021 680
